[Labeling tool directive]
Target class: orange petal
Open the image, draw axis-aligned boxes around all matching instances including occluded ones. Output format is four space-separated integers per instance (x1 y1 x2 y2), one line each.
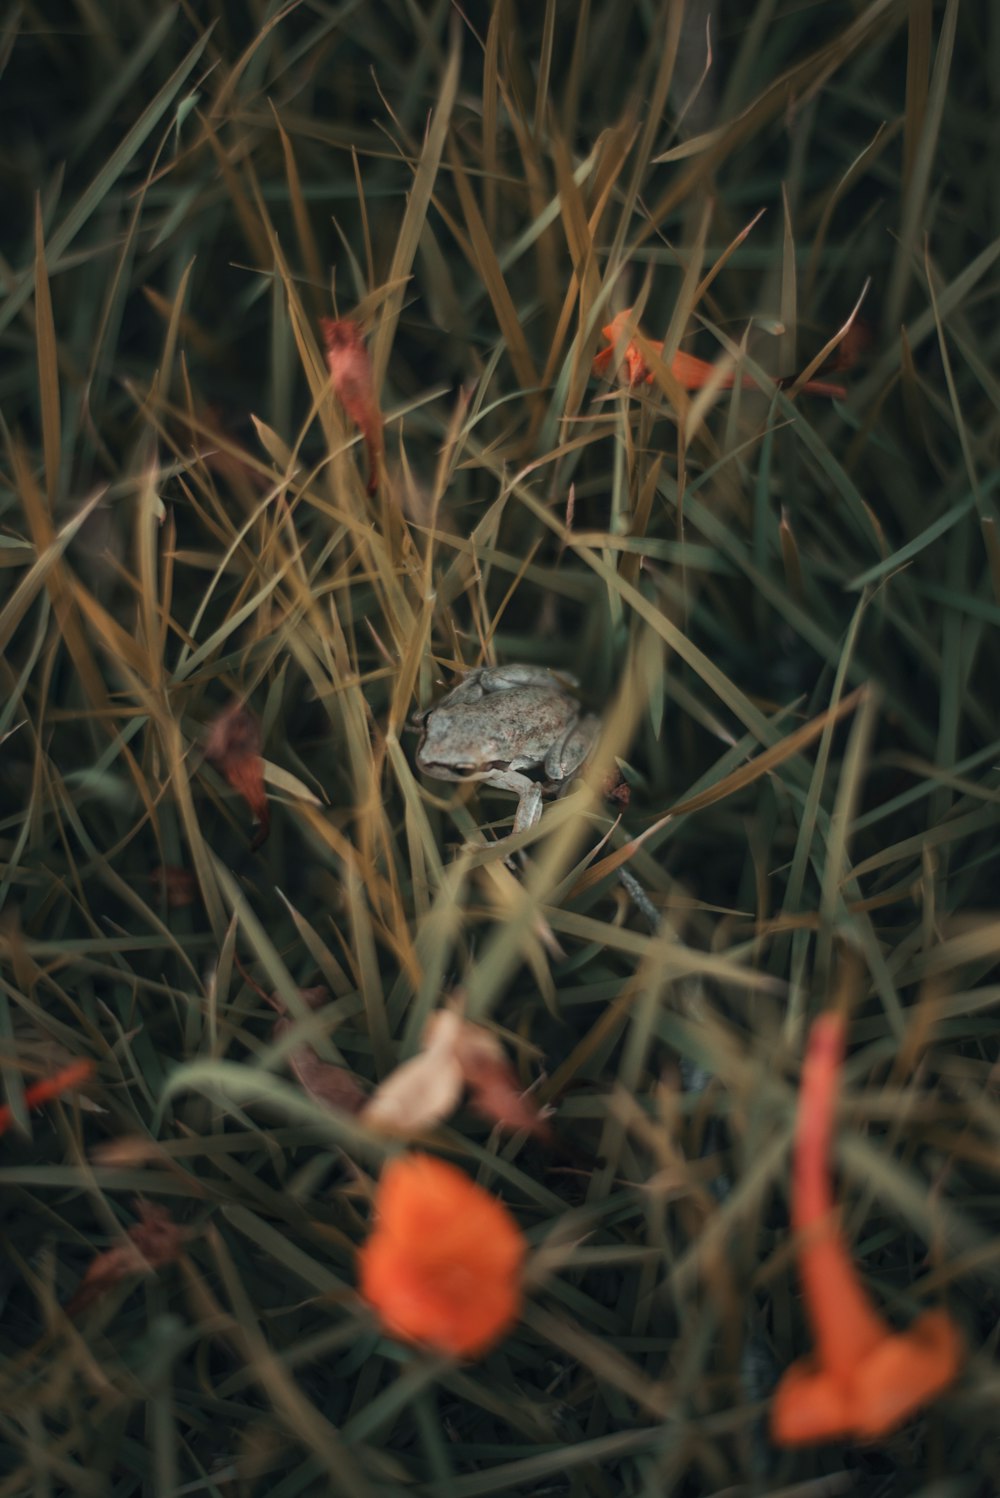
0 1060 95 1137
320 317 382 496
850 1311 964 1441
770 1358 857 1446
796 1232 887 1375
671 350 722 390
357 1154 525 1359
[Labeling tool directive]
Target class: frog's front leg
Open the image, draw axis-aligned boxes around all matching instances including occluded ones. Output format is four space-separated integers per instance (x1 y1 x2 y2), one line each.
481 768 544 834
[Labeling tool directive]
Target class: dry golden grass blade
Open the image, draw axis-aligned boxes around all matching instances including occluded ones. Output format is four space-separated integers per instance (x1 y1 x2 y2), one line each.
0 488 105 659
786 278 870 399
636 0 901 252
603 1 684 270
370 30 459 390
152 255 195 408
194 110 272 267
779 182 797 380
802 123 896 306
904 0 934 185
888 0 958 322
449 144 542 423
10 447 110 716
271 102 325 313
481 0 502 237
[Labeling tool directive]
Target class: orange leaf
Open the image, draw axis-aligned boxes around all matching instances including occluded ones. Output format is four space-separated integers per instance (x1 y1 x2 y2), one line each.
203 702 269 849
320 317 382 497
0 1059 95 1137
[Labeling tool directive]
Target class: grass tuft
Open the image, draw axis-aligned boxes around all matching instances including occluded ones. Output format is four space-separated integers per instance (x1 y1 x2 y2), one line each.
1 3 999 1494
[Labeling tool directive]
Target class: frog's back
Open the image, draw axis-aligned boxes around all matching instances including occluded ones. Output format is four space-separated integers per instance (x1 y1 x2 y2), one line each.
425 685 577 768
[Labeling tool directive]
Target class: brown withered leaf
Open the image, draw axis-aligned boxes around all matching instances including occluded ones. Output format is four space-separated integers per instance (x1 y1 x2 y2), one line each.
151 864 198 908
203 702 270 849
361 1009 553 1141
446 1016 554 1143
65 1200 189 1316
361 1009 465 1135
272 1016 366 1115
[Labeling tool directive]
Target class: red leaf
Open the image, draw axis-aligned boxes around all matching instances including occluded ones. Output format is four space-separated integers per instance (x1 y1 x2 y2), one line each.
65 1200 188 1316
0 1059 95 1137
320 317 382 496
204 702 270 849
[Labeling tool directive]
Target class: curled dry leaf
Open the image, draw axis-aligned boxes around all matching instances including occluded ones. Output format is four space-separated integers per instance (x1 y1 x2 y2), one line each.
65 1200 189 1316
446 1016 554 1143
361 1009 465 1135
273 1016 366 1115
601 767 631 809
362 1009 553 1141
320 317 382 497
203 702 270 849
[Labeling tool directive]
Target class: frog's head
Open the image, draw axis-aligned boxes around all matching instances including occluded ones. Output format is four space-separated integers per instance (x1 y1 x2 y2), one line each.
415 706 501 781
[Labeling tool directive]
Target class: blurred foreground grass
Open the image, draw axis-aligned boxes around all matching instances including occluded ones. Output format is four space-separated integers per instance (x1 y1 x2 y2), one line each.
1 1 999 1494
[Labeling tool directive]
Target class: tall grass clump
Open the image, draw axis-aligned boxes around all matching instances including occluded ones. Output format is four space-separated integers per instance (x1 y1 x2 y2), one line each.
1 3 998 1495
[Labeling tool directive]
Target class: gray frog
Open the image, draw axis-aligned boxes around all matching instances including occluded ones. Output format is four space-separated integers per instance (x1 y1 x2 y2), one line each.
414 664 600 835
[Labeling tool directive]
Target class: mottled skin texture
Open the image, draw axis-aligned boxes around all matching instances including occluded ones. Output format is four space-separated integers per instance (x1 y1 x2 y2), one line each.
415 664 599 835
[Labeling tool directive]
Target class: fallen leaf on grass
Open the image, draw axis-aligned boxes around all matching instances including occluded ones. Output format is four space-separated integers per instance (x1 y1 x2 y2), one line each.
241 966 367 1117
203 702 270 849
320 317 382 497
362 1009 553 1141
65 1200 189 1316
361 1010 465 1135
445 1014 554 1142
272 1016 366 1115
